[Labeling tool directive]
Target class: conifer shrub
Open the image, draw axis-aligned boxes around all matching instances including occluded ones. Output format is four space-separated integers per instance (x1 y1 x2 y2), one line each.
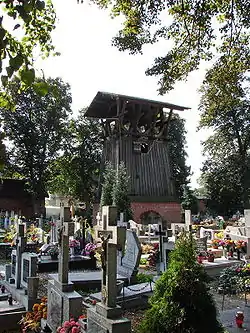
138 232 223 333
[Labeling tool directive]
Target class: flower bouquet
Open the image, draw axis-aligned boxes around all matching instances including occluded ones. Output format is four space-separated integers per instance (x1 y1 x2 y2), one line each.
235 240 247 252
19 297 47 332
84 243 97 256
69 239 80 248
57 318 81 333
211 239 220 249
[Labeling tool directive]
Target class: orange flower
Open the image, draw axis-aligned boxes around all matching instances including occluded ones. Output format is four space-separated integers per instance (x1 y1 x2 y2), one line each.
32 303 40 312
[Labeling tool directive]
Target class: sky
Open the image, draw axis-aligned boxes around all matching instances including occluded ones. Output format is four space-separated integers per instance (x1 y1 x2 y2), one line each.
37 0 212 189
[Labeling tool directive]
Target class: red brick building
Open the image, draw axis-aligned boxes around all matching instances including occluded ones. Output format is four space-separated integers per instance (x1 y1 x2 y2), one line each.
0 179 45 218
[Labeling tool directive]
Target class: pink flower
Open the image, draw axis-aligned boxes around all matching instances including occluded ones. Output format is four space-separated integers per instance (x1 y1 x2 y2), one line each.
63 321 71 328
72 327 80 333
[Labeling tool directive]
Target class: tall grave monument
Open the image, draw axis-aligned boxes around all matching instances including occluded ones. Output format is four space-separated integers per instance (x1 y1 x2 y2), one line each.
47 204 82 332
85 206 131 333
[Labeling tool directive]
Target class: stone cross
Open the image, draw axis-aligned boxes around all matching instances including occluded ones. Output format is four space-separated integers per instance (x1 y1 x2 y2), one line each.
58 203 74 286
97 206 126 309
155 224 166 272
15 224 26 289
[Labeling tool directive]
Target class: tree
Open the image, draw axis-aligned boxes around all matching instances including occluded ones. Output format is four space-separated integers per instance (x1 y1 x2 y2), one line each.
0 0 56 102
0 77 72 212
181 185 198 214
100 161 133 220
48 113 102 208
100 161 116 207
138 232 223 333
168 114 190 199
86 0 250 95
199 63 250 212
112 161 133 220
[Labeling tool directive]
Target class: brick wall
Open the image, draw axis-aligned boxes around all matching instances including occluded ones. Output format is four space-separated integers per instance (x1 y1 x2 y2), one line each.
92 201 181 226
131 202 181 225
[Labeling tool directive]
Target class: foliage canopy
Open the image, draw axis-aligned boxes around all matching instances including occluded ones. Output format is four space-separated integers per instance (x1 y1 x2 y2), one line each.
0 0 56 104
87 0 250 95
0 77 72 205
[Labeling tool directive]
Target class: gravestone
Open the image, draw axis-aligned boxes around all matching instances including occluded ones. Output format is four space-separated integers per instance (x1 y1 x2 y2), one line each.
196 236 208 254
117 230 141 283
21 253 38 288
85 206 131 333
15 224 26 289
155 224 167 273
200 227 214 241
47 204 82 332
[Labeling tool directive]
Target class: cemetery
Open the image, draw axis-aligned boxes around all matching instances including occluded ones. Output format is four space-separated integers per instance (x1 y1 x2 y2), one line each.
0 202 250 331
0 93 249 332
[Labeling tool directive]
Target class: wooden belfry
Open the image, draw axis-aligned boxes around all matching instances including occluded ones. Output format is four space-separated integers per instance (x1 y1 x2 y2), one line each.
85 92 189 222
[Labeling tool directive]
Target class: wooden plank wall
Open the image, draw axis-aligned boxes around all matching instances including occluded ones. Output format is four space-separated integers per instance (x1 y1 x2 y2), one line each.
102 137 176 199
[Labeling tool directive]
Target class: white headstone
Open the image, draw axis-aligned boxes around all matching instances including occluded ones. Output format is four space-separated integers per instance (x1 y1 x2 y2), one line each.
244 209 250 257
185 210 192 231
96 211 101 226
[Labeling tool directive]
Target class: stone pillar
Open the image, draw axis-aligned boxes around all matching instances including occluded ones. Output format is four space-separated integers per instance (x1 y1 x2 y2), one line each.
5 264 11 282
244 209 250 258
185 210 192 232
27 277 39 299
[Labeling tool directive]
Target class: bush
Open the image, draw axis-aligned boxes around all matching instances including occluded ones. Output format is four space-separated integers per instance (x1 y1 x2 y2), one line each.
136 272 154 284
138 232 223 333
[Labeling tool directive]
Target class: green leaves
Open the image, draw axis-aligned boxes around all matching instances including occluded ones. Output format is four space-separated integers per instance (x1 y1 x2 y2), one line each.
0 0 56 104
1 75 8 87
9 54 23 71
33 81 49 96
20 69 35 85
89 0 250 95
0 76 72 199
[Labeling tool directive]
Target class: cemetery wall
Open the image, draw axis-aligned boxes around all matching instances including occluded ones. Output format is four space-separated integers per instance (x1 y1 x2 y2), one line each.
93 202 181 225
131 202 181 225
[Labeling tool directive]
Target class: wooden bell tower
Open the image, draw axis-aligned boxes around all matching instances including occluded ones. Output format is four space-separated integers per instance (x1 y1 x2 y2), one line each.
85 92 189 226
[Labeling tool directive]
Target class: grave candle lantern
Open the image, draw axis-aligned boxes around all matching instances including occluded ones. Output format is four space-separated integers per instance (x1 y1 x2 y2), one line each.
235 311 244 328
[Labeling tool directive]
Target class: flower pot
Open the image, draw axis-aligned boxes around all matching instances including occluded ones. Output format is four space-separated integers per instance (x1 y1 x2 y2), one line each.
197 257 203 264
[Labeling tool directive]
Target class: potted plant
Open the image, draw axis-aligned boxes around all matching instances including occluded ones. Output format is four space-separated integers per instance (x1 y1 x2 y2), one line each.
48 246 59 260
207 250 215 262
211 239 220 249
235 240 247 260
197 252 204 264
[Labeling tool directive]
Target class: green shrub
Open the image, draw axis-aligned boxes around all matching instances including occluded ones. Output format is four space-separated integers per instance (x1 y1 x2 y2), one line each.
138 232 223 333
136 272 154 284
